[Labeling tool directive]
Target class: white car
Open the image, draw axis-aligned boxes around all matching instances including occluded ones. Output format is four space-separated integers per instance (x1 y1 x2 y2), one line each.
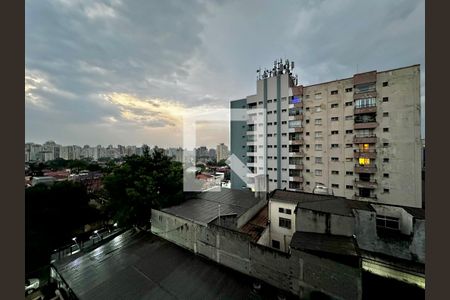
25 278 40 295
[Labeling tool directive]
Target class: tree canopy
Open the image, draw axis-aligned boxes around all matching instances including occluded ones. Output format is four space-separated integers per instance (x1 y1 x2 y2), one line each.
102 147 183 228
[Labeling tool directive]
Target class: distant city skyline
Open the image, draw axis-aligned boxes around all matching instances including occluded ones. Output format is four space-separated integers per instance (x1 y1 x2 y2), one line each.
26 0 424 146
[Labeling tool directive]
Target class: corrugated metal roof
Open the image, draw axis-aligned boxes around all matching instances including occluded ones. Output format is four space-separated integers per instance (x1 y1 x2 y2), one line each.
54 230 287 300
163 189 262 225
240 206 269 242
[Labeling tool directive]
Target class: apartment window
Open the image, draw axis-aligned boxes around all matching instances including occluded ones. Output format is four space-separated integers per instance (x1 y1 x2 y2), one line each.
282 157 287 160
315 93 322 100
315 144 323 151
383 128 389 132
331 184 339 188
346 130 353 134
346 185 354 190
315 131 323 138
345 87 353 92
383 188 390 193
376 215 399 231
268 122 272 126
272 240 280 249
306 132 310 136
306 107 310 112
268 111 272 114
331 130 339 135
306 181 310 185
258 101 263 105
282 145 287 148
315 106 322 112
315 157 323 164
315 169 322 176
282 109 287 113
345 115 353 120
331 157 339 161
279 217 292 229
273 122 277 125
331 170 339 175
384 173 390 178
383 158 389 163
268 99 272 103
279 207 285 213
331 90 338 95
315 118 322 125
346 143 353 148
306 169 310 173
282 180 287 183
346 171 353 175
383 97 389 102
306 144 310 149
306 119 310 124
331 103 339 108
383 112 389 117
268 168 273 171
286 209 292 215
269 179 273 182
383 81 389 87
282 168 287 171
355 98 376 108
331 117 339 121
383 143 389 147
306 157 310 161
359 158 371 165
345 101 353 106
331 144 339 148
282 121 287 124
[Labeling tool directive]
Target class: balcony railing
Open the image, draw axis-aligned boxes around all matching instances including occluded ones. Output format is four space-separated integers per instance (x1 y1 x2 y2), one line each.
354 179 377 189
354 106 377 115
289 164 304 170
353 193 378 201
353 135 377 144
354 149 377 159
354 122 378 130
354 164 377 174
289 151 304 157
289 176 304 183
289 139 303 145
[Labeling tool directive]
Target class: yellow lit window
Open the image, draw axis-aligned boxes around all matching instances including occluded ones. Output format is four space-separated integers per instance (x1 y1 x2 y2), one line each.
360 144 369 151
359 158 371 165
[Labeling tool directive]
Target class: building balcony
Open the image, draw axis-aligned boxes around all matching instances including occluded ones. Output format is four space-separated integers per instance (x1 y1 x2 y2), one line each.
354 106 377 115
289 164 304 170
247 162 256 167
289 151 304 157
354 164 377 174
288 127 303 133
353 91 377 100
354 122 378 130
353 194 378 201
289 176 304 183
288 114 303 121
354 149 377 159
246 152 256 157
354 179 378 189
353 136 377 144
289 102 303 109
289 139 303 145
288 188 303 193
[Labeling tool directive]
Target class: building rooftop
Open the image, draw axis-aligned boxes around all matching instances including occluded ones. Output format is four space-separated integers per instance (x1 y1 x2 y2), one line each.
290 232 358 257
271 189 344 204
162 188 263 225
239 205 269 242
53 230 286 300
296 198 375 217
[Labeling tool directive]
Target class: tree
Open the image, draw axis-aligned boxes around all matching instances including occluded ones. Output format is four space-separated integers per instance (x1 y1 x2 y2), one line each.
103 147 183 228
217 159 227 167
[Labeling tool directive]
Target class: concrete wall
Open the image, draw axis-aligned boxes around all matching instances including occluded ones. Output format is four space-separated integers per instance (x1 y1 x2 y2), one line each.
296 208 355 237
353 209 425 264
152 209 362 300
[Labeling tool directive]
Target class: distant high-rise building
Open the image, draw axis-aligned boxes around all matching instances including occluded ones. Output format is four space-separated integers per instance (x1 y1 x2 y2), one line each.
216 143 229 162
230 61 422 208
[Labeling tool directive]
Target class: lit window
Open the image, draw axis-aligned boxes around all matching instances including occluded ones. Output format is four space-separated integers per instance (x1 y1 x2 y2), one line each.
359 158 371 165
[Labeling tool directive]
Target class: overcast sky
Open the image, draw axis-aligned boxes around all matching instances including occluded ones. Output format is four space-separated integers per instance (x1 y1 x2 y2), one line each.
25 0 424 148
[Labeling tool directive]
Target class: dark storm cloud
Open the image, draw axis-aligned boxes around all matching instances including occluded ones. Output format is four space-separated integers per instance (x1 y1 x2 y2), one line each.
26 0 424 146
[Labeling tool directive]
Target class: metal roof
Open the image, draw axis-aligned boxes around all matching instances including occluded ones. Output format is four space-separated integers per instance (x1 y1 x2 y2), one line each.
296 198 375 217
53 230 289 300
163 188 262 225
290 232 358 257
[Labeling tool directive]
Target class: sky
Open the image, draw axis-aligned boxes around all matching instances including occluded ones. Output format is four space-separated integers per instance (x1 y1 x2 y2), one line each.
25 0 425 148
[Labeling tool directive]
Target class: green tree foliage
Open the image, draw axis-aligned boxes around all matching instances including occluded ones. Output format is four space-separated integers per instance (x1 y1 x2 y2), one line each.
25 181 98 272
103 147 183 228
217 159 227 167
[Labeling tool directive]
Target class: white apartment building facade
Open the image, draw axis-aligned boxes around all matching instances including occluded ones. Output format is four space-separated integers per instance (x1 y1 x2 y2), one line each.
231 60 422 208
216 143 229 162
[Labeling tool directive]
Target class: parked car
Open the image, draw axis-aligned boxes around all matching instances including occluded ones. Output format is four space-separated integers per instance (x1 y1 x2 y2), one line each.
25 278 40 295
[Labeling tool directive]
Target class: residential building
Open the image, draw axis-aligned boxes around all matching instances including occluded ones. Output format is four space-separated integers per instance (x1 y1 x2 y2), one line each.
230 61 422 208
216 143 229 162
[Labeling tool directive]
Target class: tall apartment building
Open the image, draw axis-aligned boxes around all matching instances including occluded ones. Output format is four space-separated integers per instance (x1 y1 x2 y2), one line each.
216 143 229 162
230 60 422 208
